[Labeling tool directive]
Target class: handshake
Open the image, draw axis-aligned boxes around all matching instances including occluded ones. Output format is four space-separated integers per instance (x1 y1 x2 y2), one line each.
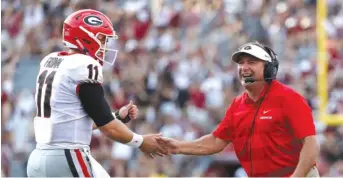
138 134 180 158
119 102 182 158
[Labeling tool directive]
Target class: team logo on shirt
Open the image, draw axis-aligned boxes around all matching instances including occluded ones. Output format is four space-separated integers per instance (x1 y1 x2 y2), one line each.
260 110 272 119
263 110 271 114
84 15 103 26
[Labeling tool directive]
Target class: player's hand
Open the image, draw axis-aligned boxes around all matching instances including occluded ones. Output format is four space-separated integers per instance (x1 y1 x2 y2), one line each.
139 133 169 157
119 101 138 120
156 137 181 154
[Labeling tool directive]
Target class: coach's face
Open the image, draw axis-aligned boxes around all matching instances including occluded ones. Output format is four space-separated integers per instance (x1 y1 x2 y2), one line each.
237 55 265 86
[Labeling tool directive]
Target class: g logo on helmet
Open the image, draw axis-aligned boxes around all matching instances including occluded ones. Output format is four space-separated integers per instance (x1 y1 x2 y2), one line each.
84 16 103 26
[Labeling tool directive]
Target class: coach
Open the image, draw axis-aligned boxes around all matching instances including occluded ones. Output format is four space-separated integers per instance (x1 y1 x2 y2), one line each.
157 42 319 177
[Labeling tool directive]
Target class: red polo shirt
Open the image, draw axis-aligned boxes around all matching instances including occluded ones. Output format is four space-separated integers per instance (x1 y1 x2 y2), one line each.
213 80 316 177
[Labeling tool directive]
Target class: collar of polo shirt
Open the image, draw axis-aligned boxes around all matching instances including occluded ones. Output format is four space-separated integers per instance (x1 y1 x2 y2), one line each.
244 81 273 104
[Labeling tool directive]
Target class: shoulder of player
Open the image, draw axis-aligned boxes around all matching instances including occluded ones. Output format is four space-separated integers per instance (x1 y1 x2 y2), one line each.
40 52 101 70
64 53 102 70
40 52 59 67
62 53 103 83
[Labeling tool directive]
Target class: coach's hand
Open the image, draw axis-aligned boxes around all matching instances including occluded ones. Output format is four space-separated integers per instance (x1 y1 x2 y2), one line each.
119 101 138 120
139 133 169 157
156 137 181 154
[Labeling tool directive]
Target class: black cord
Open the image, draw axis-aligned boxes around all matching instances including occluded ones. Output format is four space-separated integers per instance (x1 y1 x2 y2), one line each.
249 84 271 176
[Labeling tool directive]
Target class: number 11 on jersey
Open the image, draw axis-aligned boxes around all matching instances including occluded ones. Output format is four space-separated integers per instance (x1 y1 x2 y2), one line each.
36 70 56 118
87 64 98 80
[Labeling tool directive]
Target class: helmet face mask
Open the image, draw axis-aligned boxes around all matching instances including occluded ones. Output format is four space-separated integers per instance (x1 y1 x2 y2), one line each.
62 9 119 66
80 27 119 65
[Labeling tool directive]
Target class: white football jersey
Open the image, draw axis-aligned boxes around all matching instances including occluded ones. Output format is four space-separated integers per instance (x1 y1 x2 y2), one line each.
33 52 103 149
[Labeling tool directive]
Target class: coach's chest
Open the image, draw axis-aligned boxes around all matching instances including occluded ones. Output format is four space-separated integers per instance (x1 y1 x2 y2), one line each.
232 97 287 138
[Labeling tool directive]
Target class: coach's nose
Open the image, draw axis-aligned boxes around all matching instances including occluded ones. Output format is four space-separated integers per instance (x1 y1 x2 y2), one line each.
239 61 251 72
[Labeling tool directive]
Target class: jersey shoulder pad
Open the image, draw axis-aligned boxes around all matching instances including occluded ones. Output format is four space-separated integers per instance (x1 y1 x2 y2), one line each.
66 54 103 84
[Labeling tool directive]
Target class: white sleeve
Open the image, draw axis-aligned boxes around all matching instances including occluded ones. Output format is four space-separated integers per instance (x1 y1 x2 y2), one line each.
68 58 103 84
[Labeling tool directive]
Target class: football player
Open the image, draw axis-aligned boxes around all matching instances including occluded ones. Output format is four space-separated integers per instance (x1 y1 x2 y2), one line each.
27 9 168 177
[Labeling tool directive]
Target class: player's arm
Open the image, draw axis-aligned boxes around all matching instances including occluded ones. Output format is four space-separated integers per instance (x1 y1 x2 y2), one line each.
78 83 167 154
92 110 132 130
78 83 133 142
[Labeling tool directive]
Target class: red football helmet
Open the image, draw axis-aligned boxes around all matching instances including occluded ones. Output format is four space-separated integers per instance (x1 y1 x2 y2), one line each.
63 9 118 65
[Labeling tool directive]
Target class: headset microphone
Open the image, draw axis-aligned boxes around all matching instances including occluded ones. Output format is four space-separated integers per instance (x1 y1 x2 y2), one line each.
244 77 256 83
244 77 275 83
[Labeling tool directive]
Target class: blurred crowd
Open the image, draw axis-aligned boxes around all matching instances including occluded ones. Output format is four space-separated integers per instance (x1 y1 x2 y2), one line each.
1 0 343 177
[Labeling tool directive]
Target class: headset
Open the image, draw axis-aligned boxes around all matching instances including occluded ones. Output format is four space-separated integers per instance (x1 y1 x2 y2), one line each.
243 42 279 83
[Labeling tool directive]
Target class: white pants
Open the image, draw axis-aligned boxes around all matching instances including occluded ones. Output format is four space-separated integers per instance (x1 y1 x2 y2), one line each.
27 148 109 178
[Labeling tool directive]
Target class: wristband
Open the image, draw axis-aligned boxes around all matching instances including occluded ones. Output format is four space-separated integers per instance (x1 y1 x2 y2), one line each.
114 111 131 123
126 133 143 148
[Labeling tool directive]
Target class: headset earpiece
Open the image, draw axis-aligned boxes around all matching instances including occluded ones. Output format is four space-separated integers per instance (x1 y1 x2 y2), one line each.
255 44 279 81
